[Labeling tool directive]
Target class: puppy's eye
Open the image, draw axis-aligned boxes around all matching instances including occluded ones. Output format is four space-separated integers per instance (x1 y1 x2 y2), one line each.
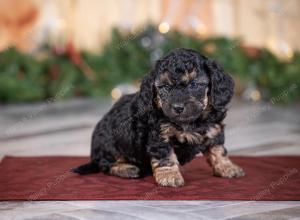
188 81 199 90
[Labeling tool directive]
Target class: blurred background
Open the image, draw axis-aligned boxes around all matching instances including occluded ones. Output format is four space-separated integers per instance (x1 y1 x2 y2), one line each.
0 0 300 103
0 0 300 158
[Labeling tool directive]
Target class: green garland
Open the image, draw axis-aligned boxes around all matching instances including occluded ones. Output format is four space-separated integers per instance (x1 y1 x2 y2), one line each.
0 25 299 103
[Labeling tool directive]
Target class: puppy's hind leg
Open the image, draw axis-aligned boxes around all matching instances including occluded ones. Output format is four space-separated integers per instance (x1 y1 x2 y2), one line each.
109 157 140 178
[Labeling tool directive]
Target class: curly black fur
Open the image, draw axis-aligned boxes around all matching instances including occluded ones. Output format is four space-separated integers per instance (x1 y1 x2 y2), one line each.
73 48 234 177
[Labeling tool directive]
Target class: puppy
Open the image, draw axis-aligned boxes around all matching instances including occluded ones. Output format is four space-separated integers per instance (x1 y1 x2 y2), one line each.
73 48 245 187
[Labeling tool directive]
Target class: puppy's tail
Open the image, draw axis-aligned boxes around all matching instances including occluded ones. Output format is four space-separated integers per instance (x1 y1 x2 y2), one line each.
71 161 100 175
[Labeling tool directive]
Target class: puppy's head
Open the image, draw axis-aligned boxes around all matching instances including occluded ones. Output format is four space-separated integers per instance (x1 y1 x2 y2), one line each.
139 48 234 123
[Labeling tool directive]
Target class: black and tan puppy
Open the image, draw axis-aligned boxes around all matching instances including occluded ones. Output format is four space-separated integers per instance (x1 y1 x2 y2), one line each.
73 48 245 187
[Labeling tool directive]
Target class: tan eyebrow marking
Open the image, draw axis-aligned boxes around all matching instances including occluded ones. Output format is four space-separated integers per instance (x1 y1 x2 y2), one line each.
159 72 173 85
181 70 197 83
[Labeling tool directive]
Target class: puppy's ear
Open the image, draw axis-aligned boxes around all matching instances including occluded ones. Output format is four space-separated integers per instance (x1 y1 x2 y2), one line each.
205 60 234 110
138 70 156 114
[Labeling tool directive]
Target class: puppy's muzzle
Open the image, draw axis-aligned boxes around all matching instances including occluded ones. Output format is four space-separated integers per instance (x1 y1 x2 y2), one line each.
172 103 184 114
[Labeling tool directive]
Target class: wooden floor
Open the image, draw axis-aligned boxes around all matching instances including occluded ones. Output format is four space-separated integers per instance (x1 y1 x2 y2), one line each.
0 98 300 220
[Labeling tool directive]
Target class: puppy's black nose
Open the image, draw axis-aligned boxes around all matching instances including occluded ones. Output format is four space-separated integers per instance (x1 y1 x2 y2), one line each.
172 103 184 114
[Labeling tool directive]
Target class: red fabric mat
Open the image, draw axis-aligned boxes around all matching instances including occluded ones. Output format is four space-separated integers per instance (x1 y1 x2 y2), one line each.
0 156 299 201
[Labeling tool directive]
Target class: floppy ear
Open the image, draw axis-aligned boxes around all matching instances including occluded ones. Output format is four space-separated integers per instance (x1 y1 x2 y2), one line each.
205 60 234 110
138 70 156 114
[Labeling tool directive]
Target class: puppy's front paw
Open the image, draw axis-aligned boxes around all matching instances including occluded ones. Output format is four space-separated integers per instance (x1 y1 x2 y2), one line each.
213 162 245 178
154 167 185 187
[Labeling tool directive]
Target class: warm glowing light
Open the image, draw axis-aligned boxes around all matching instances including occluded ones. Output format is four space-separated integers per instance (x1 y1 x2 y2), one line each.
283 45 294 59
56 18 66 30
267 38 294 60
158 22 170 34
250 90 261 101
195 24 207 36
267 38 276 50
286 50 294 59
111 88 122 100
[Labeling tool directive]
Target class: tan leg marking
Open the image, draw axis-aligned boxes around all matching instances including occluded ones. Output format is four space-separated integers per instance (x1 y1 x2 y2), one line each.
160 123 177 142
206 124 222 139
151 150 184 187
204 145 245 178
110 158 140 178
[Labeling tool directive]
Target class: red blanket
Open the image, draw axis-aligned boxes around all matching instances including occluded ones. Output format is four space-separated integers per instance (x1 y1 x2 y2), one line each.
0 156 299 200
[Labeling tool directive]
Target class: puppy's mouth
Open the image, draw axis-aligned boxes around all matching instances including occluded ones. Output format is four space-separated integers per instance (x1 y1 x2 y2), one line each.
169 114 200 123
161 102 204 123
